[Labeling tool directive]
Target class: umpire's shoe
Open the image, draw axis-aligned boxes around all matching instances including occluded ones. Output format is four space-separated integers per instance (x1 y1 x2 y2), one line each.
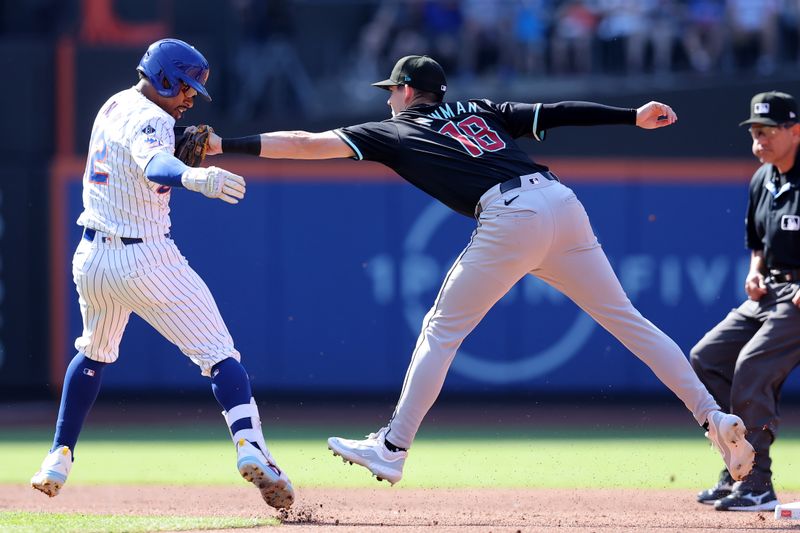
704 411 755 481
714 479 779 512
236 439 294 509
328 426 407 485
697 468 735 504
31 445 73 497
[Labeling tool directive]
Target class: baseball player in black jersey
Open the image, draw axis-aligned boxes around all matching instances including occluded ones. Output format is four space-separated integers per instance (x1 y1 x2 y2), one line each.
209 55 754 487
691 91 800 512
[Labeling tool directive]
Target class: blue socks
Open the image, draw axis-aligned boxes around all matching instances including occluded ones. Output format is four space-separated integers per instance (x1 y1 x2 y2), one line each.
51 356 255 456
211 358 254 434
52 353 108 455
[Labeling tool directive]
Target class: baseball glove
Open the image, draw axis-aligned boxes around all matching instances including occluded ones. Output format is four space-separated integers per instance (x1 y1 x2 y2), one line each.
174 125 214 167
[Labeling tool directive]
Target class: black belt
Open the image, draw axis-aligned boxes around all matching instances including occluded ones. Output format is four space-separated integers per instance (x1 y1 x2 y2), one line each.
499 171 559 194
768 269 800 283
476 171 559 218
82 227 167 246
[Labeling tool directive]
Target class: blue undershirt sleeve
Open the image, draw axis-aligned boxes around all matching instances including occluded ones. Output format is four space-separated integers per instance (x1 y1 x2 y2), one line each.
144 152 189 188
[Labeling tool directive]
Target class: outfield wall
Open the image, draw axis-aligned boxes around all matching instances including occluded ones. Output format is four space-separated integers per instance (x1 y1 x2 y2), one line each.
48 157 800 395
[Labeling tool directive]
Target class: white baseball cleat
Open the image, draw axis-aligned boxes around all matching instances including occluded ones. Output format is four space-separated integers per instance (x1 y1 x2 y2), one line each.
236 439 294 509
31 445 73 497
705 411 755 481
328 426 407 485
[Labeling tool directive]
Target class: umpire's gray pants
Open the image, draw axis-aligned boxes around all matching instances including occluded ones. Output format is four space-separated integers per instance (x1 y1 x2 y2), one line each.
385 176 720 449
690 281 800 485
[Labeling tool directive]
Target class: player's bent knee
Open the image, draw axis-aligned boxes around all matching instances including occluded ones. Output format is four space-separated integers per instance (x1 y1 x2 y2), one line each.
78 351 119 366
688 344 708 370
194 351 241 377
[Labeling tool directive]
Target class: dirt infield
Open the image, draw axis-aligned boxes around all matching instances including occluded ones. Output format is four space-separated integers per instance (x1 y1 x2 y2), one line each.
4 484 800 532
6 401 800 531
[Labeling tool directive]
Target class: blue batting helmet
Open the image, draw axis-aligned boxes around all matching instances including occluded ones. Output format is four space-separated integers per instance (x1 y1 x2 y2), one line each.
137 39 211 101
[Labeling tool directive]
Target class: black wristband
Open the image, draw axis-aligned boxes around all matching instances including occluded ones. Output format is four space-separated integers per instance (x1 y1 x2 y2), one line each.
222 135 261 156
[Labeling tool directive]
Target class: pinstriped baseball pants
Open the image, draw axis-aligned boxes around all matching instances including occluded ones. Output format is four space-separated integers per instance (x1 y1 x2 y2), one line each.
386 176 721 448
72 232 240 376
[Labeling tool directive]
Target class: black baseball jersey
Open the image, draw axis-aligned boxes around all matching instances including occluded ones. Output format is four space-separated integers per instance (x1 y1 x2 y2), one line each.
335 99 635 217
746 152 800 269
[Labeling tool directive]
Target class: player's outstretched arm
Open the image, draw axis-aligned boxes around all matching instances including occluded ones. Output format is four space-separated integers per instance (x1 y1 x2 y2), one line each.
635 101 678 129
207 130 356 160
182 167 246 204
145 152 246 204
533 101 675 138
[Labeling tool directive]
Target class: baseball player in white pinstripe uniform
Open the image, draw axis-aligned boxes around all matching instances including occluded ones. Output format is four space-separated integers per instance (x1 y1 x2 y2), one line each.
31 39 294 510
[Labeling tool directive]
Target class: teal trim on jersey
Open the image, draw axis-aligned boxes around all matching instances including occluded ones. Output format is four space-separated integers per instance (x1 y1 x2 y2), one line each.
333 129 363 160
532 103 545 141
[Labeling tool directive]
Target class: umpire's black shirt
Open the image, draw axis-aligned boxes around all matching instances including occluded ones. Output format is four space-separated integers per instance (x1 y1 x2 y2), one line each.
746 148 800 269
335 99 635 217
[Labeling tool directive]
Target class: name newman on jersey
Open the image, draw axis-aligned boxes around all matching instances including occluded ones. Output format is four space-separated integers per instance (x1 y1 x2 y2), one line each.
426 101 480 121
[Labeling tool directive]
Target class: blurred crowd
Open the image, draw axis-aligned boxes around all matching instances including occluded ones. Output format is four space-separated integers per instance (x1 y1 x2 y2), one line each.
7 0 800 119
215 0 800 118
349 0 800 81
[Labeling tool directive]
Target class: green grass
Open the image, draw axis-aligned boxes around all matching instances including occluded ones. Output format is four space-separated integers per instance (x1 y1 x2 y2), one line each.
3 424 800 490
0 511 277 532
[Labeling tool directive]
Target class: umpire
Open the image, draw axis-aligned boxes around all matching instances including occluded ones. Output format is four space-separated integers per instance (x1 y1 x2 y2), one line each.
691 91 800 512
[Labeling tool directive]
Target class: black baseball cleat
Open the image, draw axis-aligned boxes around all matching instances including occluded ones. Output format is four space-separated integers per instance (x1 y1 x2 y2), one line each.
697 469 734 505
714 480 779 512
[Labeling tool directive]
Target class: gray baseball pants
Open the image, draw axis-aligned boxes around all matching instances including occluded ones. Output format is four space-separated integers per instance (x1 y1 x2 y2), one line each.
386 174 720 448
690 281 800 486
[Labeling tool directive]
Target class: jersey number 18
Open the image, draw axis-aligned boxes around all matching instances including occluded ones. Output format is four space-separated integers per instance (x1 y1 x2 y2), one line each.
438 115 506 157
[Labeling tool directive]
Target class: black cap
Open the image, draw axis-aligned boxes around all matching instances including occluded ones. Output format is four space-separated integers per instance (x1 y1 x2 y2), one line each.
739 91 798 127
372 55 447 97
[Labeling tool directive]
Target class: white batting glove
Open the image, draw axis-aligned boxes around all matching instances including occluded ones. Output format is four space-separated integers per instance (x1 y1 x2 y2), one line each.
181 166 246 204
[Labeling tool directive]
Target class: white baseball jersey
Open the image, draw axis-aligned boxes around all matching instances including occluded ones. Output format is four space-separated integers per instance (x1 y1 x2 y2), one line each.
76 87 176 239
71 87 240 375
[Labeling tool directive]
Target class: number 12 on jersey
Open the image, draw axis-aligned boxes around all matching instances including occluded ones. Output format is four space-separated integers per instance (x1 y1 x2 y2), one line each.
438 115 506 157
